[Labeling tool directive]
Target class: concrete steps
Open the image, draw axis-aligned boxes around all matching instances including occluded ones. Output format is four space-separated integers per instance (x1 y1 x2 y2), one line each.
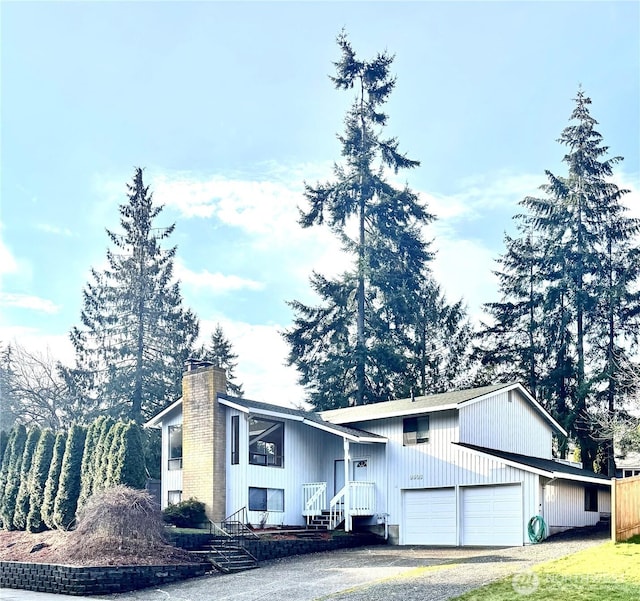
190 540 259 574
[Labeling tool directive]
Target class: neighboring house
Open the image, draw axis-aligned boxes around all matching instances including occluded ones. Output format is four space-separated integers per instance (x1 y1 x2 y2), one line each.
146 360 611 546
616 452 640 478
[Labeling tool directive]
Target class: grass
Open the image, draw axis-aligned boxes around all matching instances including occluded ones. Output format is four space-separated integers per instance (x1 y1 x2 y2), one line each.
452 539 640 601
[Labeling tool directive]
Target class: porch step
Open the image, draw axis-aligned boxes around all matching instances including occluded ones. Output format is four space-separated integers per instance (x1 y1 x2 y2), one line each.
191 542 259 574
307 510 344 531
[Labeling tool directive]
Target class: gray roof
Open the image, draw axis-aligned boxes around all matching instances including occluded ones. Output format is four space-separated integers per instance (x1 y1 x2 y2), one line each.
456 442 611 484
320 383 518 425
217 393 386 442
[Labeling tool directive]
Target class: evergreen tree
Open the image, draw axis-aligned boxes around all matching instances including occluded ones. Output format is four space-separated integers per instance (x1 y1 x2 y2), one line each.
196 324 244 396
477 89 638 471
13 426 41 530
53 424 86 530
26 429 55 532
90 416 115 495
0 428 16 521
0 424 26 529
113 422 146 489
105 421 126 487
41 430 66 529
0 430 8 466
68 168 199 423
286 32 451 408
78 416 104 507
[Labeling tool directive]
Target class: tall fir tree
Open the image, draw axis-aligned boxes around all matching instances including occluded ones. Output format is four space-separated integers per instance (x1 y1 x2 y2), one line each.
196 324 244 396
477 89 638 472
68 168 199 423
286 32 460 409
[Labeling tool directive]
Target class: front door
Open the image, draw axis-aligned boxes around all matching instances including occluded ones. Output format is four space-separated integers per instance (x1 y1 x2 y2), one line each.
334 458 369 494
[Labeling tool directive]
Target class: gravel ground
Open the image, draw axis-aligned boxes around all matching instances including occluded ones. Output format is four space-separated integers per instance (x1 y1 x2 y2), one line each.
0 527 609 601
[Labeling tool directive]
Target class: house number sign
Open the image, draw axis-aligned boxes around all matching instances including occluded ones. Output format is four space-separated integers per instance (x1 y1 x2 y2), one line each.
409 474 424 480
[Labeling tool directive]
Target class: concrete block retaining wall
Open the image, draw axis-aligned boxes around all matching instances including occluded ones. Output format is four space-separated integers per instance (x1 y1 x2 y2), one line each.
242 533 383 561
0 561 209 596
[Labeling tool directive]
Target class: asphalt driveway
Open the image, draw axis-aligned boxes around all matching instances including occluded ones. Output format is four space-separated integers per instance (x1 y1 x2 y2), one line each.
0 529 609 601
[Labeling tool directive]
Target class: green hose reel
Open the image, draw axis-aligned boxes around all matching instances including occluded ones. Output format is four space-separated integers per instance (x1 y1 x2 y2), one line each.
527 514 547 543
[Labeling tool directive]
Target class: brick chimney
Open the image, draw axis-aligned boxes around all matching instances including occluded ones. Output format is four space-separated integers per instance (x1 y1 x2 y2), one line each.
181 359 227 522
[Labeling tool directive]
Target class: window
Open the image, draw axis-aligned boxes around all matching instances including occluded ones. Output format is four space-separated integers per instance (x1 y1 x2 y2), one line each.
249 417 284 467
168 425 182 469
623 469 640 478
248 487 284 512
168 490 182 505
403 416 429 445
585 486 598 512
231 415 240 465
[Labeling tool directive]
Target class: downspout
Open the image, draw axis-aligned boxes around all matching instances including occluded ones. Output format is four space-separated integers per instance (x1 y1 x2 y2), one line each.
344 437 351 532
385 440 389 540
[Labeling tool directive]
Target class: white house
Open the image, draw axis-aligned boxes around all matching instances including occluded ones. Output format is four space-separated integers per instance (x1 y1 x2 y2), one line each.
146 360 611 546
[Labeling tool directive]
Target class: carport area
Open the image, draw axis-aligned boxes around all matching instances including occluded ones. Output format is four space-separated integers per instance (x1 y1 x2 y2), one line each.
0 528 608 601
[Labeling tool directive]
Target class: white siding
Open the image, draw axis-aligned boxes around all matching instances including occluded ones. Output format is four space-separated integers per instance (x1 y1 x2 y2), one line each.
543 481 611 534
459 390 553 458
159 408 182 510
351 411 539 545
225 409 369 527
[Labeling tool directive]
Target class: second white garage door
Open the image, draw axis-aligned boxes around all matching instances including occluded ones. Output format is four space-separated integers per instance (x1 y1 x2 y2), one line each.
461 484 523 546
403 488 456 545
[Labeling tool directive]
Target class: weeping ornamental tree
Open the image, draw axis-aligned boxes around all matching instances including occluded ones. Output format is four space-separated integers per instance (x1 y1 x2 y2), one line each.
286 32 468 409
477 89 639 472
68 168 199 423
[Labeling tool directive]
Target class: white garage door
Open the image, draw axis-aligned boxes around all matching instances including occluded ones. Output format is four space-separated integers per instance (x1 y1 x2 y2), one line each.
403 488 456 545
461 484 523 546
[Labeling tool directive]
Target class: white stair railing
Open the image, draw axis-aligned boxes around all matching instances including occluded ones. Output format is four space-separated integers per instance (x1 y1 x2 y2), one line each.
329 486 346 530
302 482 327 522
349 481 375 515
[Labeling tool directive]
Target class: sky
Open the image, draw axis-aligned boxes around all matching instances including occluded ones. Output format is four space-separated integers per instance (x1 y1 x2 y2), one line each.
1 1 639 409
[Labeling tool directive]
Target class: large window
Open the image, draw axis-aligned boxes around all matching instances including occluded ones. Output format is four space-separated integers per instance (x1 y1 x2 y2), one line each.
248 487 284 512
168 425 182 470
231 415 240 465
249 417 284 467
403 416 430 445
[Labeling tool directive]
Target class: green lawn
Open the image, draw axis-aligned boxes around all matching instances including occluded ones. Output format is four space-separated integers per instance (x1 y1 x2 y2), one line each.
452 539 640 601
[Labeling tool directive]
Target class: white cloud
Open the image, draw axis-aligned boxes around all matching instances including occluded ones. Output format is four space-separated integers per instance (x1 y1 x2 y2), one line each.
0 239 18 277
175 259 264 294
0 292 60 314
35 223 74 236
198 317 305 408
0 327 76 366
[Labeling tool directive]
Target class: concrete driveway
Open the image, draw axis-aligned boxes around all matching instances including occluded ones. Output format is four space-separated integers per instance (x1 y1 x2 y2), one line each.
0 529 608 601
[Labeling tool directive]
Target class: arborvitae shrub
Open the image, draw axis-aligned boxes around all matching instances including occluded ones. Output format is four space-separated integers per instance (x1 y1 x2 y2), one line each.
0 424 27 530
94 419 117 493
114 422 146 489
53 424 86 530
13 426 42 530
105 421 125 487
42 431 67 529
78 417 104 508
26 429 55 532
0 427 18 527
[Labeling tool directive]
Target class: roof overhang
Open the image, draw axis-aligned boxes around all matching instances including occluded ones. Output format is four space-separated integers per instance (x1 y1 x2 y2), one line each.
218 397 386 443
144 398 183 429
454 443 611 487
